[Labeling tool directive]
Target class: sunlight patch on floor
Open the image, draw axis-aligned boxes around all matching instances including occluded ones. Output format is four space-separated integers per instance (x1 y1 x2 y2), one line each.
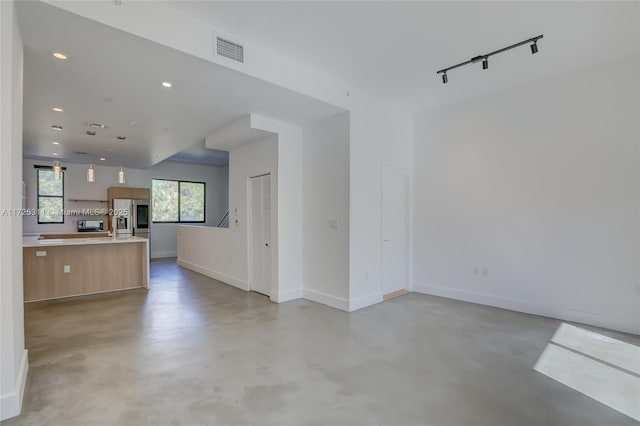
534 323 640 422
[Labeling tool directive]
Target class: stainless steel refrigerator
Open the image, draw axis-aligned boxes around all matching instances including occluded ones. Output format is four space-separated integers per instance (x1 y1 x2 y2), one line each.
113 199 150 240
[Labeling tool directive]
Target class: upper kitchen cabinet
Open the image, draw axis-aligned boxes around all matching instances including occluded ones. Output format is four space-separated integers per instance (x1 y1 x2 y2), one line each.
108 186 150 201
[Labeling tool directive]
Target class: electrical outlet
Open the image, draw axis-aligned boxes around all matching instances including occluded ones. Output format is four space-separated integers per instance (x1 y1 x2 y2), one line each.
63 265 71 273
482 267 489 276
36 251 47 257
473 266 479 275
329 219 339 229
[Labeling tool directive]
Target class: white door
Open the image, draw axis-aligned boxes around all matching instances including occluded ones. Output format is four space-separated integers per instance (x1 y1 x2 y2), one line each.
381 166 409 296
249 174 272 296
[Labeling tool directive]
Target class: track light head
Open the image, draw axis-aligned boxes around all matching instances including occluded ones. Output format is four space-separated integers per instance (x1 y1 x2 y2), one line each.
442 73 448 84
482 57 488 70
530 41 538 54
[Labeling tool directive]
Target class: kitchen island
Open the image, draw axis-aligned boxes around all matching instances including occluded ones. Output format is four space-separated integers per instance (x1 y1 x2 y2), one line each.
23 236 149 302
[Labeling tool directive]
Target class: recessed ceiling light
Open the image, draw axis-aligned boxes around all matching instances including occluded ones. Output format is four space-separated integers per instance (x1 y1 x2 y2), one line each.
52 141 60 145
128 121 136 126
86 130 96 136
99 157 106 161
89 122 106 129
161 81 172 88
52 107 64 112
52 152 59 156
52 52 67 60
51 125 63 131
117 136 126 140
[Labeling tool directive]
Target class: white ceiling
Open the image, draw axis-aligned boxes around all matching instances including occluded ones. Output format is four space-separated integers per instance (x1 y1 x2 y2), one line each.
17 1 344 169
169 1 640 111
17 1 640 169
164 141 229 167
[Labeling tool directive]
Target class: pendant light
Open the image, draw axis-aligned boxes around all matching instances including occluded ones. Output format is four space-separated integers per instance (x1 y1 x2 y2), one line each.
53 161 62 180
86 164 95 183
118 166 125 184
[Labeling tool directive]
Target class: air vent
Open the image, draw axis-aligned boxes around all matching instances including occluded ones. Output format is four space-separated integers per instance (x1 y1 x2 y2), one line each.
216 36 244 63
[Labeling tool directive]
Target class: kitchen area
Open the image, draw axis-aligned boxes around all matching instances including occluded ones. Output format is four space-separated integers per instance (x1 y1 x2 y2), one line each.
22 177 152 302
21 158 229 302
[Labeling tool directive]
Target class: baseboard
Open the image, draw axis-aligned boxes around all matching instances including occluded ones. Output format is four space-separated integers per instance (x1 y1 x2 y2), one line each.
0 349 28 421
303 288 349 311
177 259 249 291
413 282 640 335
349 292 384 312
151 251 177 259
383 289 409 301
271 288 303 303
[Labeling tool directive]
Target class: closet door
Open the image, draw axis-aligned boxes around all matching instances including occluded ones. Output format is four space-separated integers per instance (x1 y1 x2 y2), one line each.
249 174 271 296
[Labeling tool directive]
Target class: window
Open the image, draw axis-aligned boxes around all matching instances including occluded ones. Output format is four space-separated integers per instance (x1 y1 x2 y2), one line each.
37 168 64 224
152 179 205 223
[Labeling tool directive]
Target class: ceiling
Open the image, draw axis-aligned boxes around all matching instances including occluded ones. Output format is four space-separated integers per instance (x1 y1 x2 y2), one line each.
165 141 229 167
16 1 640 169
17 1 344 169
169 1 640 111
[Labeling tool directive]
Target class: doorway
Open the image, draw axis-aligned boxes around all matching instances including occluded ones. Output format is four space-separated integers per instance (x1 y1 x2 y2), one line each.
381 165 410 299
248 174 272 296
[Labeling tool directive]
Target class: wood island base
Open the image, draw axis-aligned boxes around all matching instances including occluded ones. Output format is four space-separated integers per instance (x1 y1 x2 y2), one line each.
23 237 149 302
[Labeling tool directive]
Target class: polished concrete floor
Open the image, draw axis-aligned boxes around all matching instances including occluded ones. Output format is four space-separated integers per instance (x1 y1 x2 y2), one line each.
4 259 639 425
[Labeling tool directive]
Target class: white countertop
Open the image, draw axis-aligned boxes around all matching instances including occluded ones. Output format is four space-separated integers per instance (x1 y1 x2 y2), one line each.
23 236 148 248
23 231 108 237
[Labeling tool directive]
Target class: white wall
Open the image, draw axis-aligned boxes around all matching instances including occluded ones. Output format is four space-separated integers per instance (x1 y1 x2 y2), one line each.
349 98 414 311
302 112 351 309
0 1 28 420
178 136 278 292
177 101 415 315
22 159 228 258
413 56 640 334
255 117 303 301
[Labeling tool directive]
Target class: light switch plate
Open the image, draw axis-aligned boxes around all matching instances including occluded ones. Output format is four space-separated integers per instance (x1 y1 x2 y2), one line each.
63 265 71 273
36 251 47 257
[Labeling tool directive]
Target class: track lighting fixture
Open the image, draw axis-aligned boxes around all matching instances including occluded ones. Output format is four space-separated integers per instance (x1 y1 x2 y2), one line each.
437 35 543 84
530 41 538 54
